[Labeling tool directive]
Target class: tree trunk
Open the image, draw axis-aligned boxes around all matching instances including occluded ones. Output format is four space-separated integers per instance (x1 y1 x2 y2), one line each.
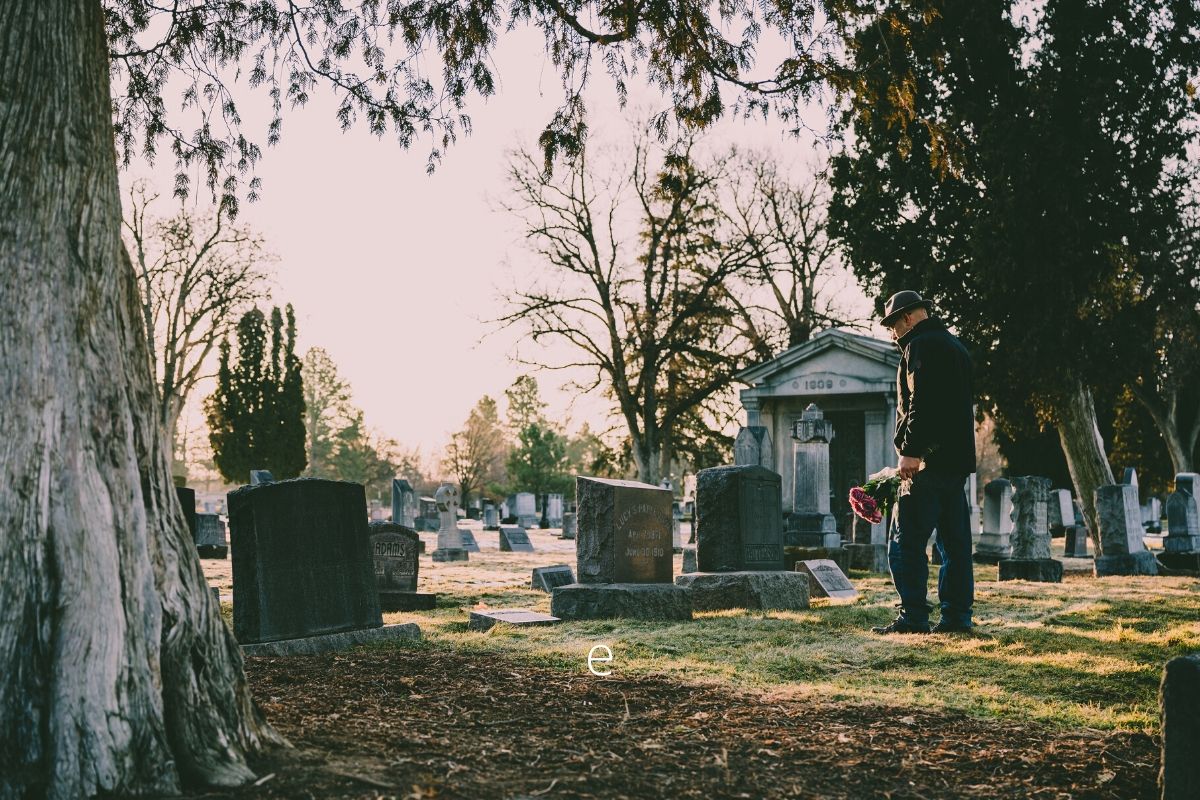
1054 380 1115 553
1131 387 1194 476
0 3 282 797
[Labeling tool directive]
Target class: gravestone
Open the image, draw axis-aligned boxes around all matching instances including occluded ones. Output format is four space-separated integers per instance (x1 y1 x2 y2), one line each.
391 479 417 528
1064 525 1091 558
1160 473 1200 572
1160 653 1200 800
786 405 840 549
560 512 577 540
681 547 697 573
1094 484 1159 576
974 478 1014 564
546 494 565 528
228 478 383 645
1048 489 1073 537
176 486 197 544
514 492 538 529
794 559 858 602
531 565 575 592
249 470 273 486
675 465 808 611
195 513 228 559
369 522 435 611
458 528 480 553
417 497 440 531
847 516 889 572
483 503 500 530
551 476 691 621
431 483 469 562
733 426 775 471
999 476 1063 582
499 525 535 553
1121 467 1138 488
1143 497 1164 534
468 609 560 632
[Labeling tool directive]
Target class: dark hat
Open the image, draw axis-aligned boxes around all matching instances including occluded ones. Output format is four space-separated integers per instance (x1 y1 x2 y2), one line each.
880 290 933 327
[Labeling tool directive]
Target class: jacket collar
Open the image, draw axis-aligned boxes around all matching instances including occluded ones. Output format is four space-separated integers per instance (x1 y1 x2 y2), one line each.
897 316 945 349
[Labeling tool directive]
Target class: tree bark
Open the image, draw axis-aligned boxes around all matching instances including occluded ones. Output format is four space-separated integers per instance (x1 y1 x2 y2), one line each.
1054 380 1116 553
0 3 282 797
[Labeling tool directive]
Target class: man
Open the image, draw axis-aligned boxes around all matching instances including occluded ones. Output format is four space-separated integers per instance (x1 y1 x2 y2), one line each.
872 290 977 635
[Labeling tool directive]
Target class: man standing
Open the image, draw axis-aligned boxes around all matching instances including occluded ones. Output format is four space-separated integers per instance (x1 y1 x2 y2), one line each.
872 291 977 634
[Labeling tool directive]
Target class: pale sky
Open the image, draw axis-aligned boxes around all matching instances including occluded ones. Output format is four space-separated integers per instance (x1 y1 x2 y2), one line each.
122 24 877 467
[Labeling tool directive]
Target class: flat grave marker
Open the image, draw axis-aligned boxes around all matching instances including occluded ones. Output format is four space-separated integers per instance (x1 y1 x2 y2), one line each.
794 559 858 602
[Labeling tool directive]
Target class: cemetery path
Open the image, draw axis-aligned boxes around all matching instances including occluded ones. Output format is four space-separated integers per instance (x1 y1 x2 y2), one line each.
174 644 1157 800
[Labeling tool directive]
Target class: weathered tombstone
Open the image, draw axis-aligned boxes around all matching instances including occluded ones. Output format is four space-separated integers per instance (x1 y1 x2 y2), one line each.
458 528 480 553
468 609 560 632
369 521 436 611
531 565 575 592
1121 467 1138 488
974 478 1014 564
1160 473 1200 572
786 404 841 550
550 476 691 620
733 426 775 471
675 465 809 611
794 559 858 602
195 513 229 559
391 478 417 528
999 476 1063 582
1093 484 1159 576
1160 653 1200 800
514 492 538 529
1063 525 1091 558
1142 497 1163 534
560 511 577 540
249 469 274 486
228 478 383 645
176 486 197 544
499 525 535 553
431 483 469 562
546 493 564 528
1047 489 1073 537
483 503 500 530
417 497 440 531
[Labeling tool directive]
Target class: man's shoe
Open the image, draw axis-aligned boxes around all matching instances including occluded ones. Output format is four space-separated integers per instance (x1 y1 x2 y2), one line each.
931 620 974 634
871 617 930 634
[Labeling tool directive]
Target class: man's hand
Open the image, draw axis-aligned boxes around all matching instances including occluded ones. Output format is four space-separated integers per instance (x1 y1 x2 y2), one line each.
898 455 922 480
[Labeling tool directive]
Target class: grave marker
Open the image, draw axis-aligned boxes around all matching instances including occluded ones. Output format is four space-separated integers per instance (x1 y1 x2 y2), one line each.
468 609 560 632
794 559 858 602
531 565 575 592
999 476 1063 582
499 526 535 553
195 513 228 559
369 522 436 611
1094 484 1159 576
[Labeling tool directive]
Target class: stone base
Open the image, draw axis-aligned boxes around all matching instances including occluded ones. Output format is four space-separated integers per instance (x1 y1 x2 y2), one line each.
998 558 1064 583
197 544 228 559
551 583 692 621
845 543 888 573
1094 550 1160 577
1157 552 1200 575
378 591 437 612
1165 536 1200 554
241 623 421 657
783 546 849 573
431 548 469 563
674 572 810 611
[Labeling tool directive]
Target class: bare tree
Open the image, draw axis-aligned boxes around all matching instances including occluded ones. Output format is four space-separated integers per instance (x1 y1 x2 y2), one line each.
499 127 759 484
124 182 274 470
443 396 507 509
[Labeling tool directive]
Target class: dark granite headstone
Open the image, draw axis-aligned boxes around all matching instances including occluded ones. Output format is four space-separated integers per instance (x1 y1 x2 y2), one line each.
531 565 575 592
1161 654 1200 800
499 526 535 553
576 476 673 584
794 559 858 602
228 478 382 644
459 529 481 553
1064 525 1091 558
195 513 228 559
370 522 419 592
695 465 785 572
176 486 197 541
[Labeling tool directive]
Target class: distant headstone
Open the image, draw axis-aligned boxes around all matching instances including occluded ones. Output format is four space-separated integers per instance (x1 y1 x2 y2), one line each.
1142 497 1163 533
1161 653 1200 800
787 404 840 548
560 512 577 540
391 479 416 528
1121 467 1138 489
195 513 228 559
417 497 440 531
966 473 981 539
431 483 468 562
176 486 197 543
1160 473 1200 572
734 426 774 471
514 492 538 529
999 476 1063 582
847 516 889 572
228 478 382 645
695 465 785 571
794 559 858 602
458 528 480 553
975 478 1014 563
369 522 436 611
1094 484 1159 576
483 503 500 530
250 470 274 486
1064 525 1091 558
547 494 564 528
531 565 575 592
1048 489 1073 535
499 525 535 553
468 609 560 632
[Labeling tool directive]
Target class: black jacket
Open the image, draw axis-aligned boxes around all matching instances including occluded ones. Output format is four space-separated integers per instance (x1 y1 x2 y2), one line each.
894 317 977 477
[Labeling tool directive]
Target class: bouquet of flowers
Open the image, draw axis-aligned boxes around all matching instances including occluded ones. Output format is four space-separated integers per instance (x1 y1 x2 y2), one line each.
849 467 903 524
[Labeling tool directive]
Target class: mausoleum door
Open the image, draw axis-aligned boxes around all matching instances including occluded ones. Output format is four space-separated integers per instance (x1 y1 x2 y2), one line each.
826 410 866 537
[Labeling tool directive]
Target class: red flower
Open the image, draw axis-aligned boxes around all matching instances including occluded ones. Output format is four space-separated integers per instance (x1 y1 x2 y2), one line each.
849 486 883 524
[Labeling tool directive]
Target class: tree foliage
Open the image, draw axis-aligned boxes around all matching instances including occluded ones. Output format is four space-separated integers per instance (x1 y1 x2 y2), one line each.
443 395 507 508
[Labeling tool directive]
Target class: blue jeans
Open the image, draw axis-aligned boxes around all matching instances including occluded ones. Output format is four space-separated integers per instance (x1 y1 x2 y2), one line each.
887 470 974 627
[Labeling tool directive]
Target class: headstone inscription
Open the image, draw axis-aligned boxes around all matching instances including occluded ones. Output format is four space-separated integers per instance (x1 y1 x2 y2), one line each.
550 476 691 621
195 513 228 559
998 476 1063 582
431 483 469 562
391 478 417 528
1160 653 1200 800
531 565 575 592
1093 484 1159 576
369 522 436 611
786 404 840 549
228 478 382 645
499 525 535 553
794 559 858 602
675 465 809 611
974 478 1014 563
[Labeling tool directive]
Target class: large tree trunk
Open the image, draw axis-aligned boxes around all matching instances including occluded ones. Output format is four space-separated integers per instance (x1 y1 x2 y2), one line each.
1055 380 1116 553
1131 386 1196 476
0 3 282 797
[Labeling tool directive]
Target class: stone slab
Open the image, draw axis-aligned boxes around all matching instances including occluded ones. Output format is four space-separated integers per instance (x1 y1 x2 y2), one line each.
1161 653 1200 800
531 565 576 592
794 559 858 602
784 546 849 574
468 609 561 632
998 558 1063 583
551 583 692 621
241 622 421 657
378 592 437 612
500 525 535 553
674 571 809 611
1094 550 1159 577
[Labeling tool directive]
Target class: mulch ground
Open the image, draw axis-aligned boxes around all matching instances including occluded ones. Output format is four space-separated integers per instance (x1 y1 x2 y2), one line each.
178 646 1158 800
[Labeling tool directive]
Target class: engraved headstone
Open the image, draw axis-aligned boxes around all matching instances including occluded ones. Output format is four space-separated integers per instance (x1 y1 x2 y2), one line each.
531 565 575 592
499 525 535 553
1160 473 1200 571
369 521 436 611
228 478 382 645
999 476 1062 582
734 426 775 470
787 404 839 548
250 469 274 486
695 465 785 571
794 559 858 602
974 478 1014 563
431 483 468 562
391 478 416 528
1094 484 1159 576
195 513 228 559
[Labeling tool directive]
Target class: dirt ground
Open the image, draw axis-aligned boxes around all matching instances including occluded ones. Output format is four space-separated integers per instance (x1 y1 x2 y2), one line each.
177 644 1158 800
